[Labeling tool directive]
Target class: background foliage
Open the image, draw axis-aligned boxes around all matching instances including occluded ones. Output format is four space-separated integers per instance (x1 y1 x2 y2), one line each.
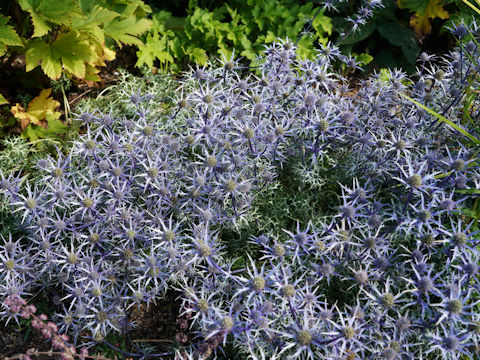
136 0 332 72
0 0 152 141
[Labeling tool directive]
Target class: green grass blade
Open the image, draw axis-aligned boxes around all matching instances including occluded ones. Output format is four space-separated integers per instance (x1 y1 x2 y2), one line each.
399 93 480 145
463 0 480 15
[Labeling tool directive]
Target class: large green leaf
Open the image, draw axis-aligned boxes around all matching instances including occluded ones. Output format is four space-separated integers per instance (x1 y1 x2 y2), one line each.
72 5 119 43
0 93 8 105
22 124 39 142
25 32 92 79
45 113 68 134
312 10 333 36
377 22 420 64
136 31 173 68
338 21 376 45
78 0 96 13
103 0 151 18
25 39 61 79
397 0 429 13
0 15 23 56
104 16 152 46
152 10 185 32
185 46 208 64
18 0 82 37
398 0 450 36
54 32 92 78
187 8 214 36
356 53 374 65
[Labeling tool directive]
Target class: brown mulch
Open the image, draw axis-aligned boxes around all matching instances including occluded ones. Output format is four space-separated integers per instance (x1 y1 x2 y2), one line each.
0 321 52 360
0 290 186 360
125 290 186 357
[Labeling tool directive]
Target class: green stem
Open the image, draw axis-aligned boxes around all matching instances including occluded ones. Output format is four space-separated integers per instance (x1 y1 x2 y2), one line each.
60 81 71 125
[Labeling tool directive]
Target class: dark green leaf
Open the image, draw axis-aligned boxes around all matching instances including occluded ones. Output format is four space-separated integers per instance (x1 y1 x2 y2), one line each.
338 21 376 45
377 22 420 64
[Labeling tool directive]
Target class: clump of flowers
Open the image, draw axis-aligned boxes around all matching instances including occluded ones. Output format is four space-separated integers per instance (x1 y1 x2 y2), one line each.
1 21 480 359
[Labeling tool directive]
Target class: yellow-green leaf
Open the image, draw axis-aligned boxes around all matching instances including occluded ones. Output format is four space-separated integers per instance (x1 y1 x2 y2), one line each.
11 88 61 129
186 47 208 65
22 124 40 141
54 31 92 78
84 63 101 82
42 56 63 80
26 32 93 79
72 5 119 43
25 38 61 78
104 17 152 47
26 9 51 37
45 113 67 133
0 93 8 105
0 15 23 55
409 0 450 36
18 0 81 37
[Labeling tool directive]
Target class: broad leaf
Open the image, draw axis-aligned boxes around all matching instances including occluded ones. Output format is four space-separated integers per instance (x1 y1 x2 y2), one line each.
53 31 92 78
397 0 430 13
356 53 374 65
84 63 101 82
406 0 450 36
106 0 151 18
104 16 151 46
18 0 81 37
22 124 40 142
0 15 23 56
0 93 8 105
186 46 208 65
26 32 92 79
25 38 61 79
72 5 119 43
338 21 376 45
377 22 420 64
136 32 173 68
45 113 68 133
312 11 333 36
11 88 61 130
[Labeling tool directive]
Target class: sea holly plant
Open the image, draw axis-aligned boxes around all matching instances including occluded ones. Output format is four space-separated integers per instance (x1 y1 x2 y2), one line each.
0 22 480 360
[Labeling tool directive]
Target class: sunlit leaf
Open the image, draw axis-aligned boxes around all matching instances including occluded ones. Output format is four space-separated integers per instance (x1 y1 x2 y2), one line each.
0 14 23 56
18 0 81 37
408 0 449 36
0 93 8 105
25 32 92 79
11 89 61 130
104 16 152 47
